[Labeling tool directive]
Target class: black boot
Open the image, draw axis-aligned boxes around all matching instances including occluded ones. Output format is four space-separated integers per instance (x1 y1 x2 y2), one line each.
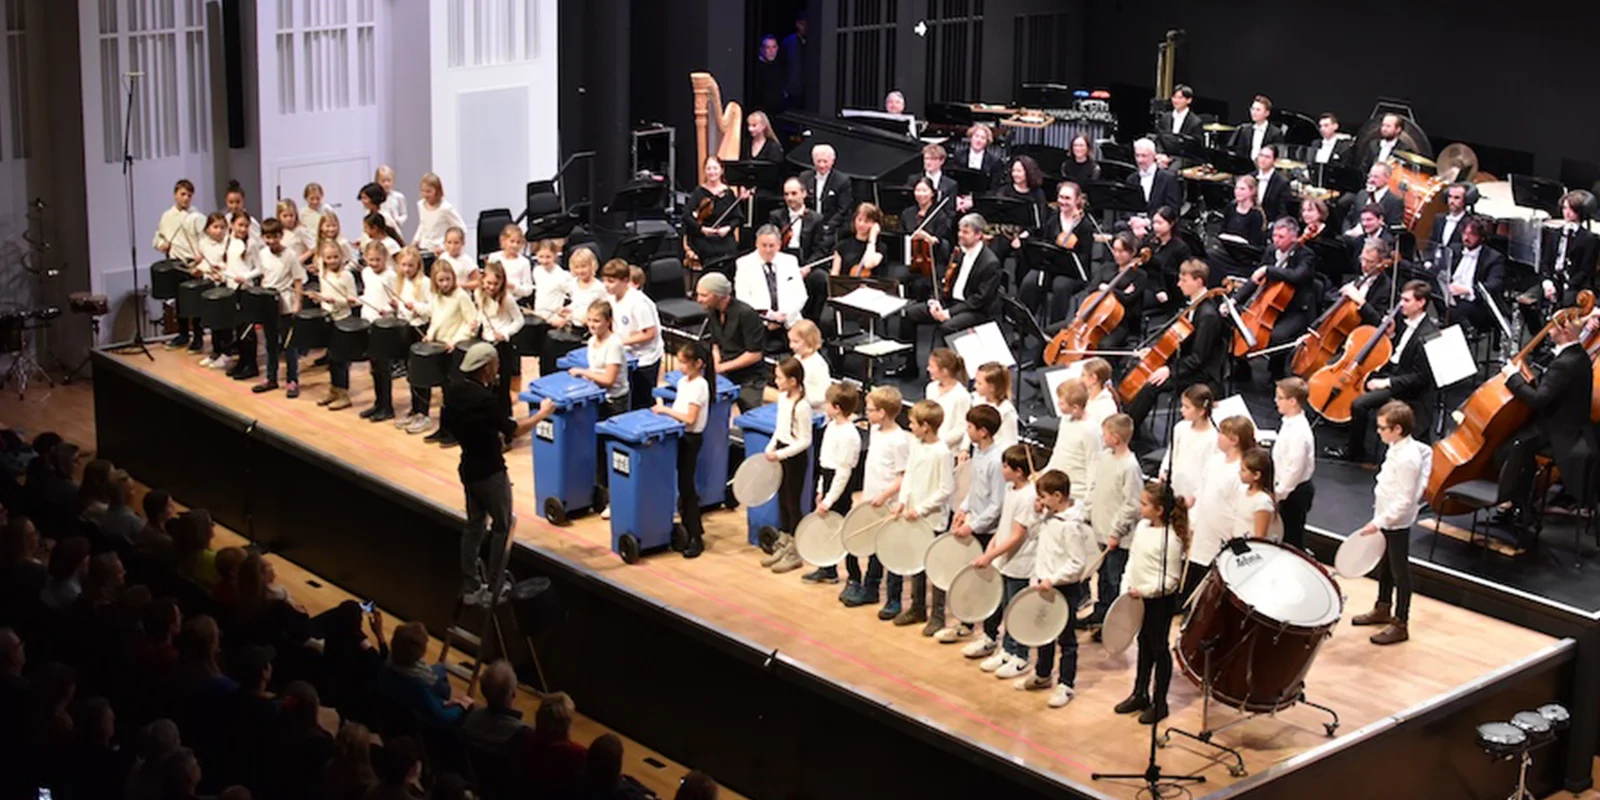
1114 692 1150 715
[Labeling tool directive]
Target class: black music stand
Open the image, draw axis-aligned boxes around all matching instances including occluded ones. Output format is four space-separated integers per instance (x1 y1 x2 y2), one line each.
972 195 1040 230
605 180 669 233
925 101 975 129
1083 181 1148 219
878 186 915 217
1192 145 1252 177
1220 238 1266 268
722 160 782 194
945 165 992 197
613 231 671 267
1509 174 1565 218
1314 162 1364 195
1020 238 1085 283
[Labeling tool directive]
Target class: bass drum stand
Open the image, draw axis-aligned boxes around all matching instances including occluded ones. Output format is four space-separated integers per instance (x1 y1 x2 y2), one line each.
1159 634 1341 778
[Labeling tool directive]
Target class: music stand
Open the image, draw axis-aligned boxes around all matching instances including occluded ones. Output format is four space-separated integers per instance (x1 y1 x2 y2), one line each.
972 195 1040 230
878 186 915 218
1193 145 1252 177
1020 239 1085 283
946 321 1016 370
925 101 975 129
945 165 992 197
605 180 669 232
613 231 670 267
1083 181 1148 218
1221 239 1266 270
1315 162 1364 194
1509 174 1565 218
722 160 782 194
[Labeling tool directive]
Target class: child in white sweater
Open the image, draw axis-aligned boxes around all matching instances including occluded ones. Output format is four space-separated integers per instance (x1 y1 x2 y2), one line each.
1085 413 1142 634
1114 482 1187 725
885 400 954 630
1018 469 1097 708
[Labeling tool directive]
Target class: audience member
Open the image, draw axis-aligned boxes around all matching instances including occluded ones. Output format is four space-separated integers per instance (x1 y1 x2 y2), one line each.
518 691 588 793
57 695 128 800
375 621 469 727
264 680 336 800
40 536 90 612
676 770 719 800
366 734 425 800
89 468 145 545
137 489 178 569
26 441 79 537
461 658 529 757
77 457 116 519
0 516 47 617
323 721 379 800
125 718 182 800
580 733 653 800
172 510 221 590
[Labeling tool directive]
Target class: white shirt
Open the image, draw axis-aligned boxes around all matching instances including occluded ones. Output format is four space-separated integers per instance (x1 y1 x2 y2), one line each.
813 172 830 212
489 253 534 300
817 418 862 507
567 279 606 325
673 374 710 434
981 398 1019 448
1120 519 1185 597
951 243 981 301
1256 170 1274 206
1390 313 1423 365
221 236 260 289
897 438 954 524
799 351 831 402
1170 108 1189 134
1451 246 1481 301
476 290 525 343
996 482 1042 578
381 191 409 231
925 380 972 453
1315 136 1338 164
1241 489 1282 541
438 252 476 286
426 289 477 345
1033 504 1097 586
734 250 807 326
966 148 986 171
766 393 815 459
586 332 630 400
1160 421 1217 501
359 266 398 322
300 205 324 240
196 235 229 275
397 275 433 328
1190 450 1246 566
1273 412 1315 499
154 206 204 261
863 426 911 499
257 246 306 315
1138 166 1156 201
317 268 358 321
1047 415 1101 489
1371 436 1432 530
531 264 575 322
609 287 664 366
1250 123 1268 159
1086 389 1118 429
1441 212 1464 247
412 199 466 253
1376 138 1397 163
784 208 805 252
1085 449 1142 547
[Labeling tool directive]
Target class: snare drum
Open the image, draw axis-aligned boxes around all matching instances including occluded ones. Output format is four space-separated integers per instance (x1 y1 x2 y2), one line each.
151 260 187 300
408 342 451 388
240 287 281 326
200 286 238 330
331 317 371 362
1177 539 1342 713
177 279 214 319
291 309 332 351
370 316 415 362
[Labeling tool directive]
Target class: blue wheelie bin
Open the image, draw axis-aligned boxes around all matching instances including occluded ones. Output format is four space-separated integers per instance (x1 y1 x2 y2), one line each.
596 409 686 563
519 373 608 526
732 402 827 549
556 347 639 373
652 370 738 508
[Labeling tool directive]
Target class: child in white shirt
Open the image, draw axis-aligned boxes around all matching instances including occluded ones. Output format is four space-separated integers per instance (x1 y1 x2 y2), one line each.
1046 378 1099 489
1184 415 1255 607
358 239 402 422
251 218 306 398
788 320 832 402
886 400 954 631
376 165 409 232
305 241 358 409
1081 357 1118 428
437 226 477 290
841 386 909 607
803 384 863 585
652 341 713 558
412 172 468 255
926 349 972 456
487 224 533 301
1019 469 1098 708
1085 413 1142 633
969 445 1039 675
1159 384 1218 504
765 358 816 573
299 182 326 245
1115 481 1187 724
973 362 1019 448
602 259 664 409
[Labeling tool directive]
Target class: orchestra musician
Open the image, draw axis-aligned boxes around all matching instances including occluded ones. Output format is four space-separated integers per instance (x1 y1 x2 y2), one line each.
1021 180 1093 324
799 143 856 247
952 122 1004 192
769 177 828 319
1427 183 1471 253
893 213 1003 380
1443 216 1505 333
734 225 808 350
1498 313 1598 536
1145 207 1192 315
1360 113 1407 173
1210 175 1267 279
1127 138 1184 217
1313 113 1354 165
1344 162 1405 233
1300 198 1332 242
684 156 744 269
1234 217 1317 378
746 110 785 163
897 177 956 300
830 203 884 278
1048 231 1148 350
1346 204 1397 276
1324 280 1439 464
1155 84 1203 155
885 90 907 115
1524 190 1598 311
1125 259 1225 432
1229 95 1286 160
1344 238 1399 325
913 143 959 205
1061 134 1102 185
1253 144 1293 222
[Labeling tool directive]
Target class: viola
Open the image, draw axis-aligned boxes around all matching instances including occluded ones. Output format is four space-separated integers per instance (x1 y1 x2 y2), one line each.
907 196 951 280
1044 247 1152 366
1116 284 1233 406
940 251 961 299
694 196 716 225
1306 304 1402 423
1429 292 1595 513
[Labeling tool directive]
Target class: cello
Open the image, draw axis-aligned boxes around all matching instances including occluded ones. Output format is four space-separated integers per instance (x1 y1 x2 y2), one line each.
907 195 952 280
1233 228 1317 357
1428 292 1595 514
1305 304 1401 423
1116 283 1235 406
1290 247 1394 377
1044 246 1152 366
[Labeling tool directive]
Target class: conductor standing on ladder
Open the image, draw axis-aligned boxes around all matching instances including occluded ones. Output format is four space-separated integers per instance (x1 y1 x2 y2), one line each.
445 342 537 606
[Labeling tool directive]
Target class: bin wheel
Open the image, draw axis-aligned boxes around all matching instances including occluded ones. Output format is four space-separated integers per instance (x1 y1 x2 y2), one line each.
544 498 569 527
592 486 610 514
670 524 689 552
619 534 641 564
758 526 780 554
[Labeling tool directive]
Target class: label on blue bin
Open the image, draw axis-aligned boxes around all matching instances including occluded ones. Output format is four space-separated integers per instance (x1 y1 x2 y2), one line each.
535 419 555 442
611 450 631 476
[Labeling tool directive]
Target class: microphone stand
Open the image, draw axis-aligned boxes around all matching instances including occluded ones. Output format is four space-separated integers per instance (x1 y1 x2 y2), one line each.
112 73 154 361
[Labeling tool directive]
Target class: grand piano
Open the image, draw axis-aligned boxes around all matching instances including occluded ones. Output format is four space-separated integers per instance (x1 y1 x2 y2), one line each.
778 110 927 213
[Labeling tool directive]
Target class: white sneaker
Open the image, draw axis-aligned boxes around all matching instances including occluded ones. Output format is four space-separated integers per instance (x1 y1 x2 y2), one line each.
934 624 971 643
979 651 1009 672
197 354 216 367
601 505 611 520
1014 674 1052 692
962 635 997 659
210 355 234 370
995 656 1031 680
1048 684 1076 708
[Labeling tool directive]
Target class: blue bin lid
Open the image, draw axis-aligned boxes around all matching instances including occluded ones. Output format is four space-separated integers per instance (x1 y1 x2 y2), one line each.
520 372 607 410
732 401 828 435
654 370 739 402
596 408 685 443
556 347 641 371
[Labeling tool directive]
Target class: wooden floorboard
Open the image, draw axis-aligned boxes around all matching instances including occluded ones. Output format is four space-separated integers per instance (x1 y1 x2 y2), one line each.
10 348 1564 798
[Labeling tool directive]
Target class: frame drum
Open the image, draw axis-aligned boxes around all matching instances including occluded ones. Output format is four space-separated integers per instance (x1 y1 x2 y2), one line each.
1334 532 1386 578
875 517 935 576
1101 594 1143 656
840 503 890 557
794 511 847 567
923 534 982 591
732 456 783 507
946 564 1003 624
1004 587 1072 648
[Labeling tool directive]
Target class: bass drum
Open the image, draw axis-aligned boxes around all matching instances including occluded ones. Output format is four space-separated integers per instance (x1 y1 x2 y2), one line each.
1177 539 1342 713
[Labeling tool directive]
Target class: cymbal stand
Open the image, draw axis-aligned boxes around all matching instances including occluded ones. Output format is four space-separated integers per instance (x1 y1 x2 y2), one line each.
3 320 53 399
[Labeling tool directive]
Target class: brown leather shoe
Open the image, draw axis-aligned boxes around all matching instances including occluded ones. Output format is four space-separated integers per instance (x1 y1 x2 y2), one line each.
1370 622 1409 645
1351 603 1392 627
327 388 352 411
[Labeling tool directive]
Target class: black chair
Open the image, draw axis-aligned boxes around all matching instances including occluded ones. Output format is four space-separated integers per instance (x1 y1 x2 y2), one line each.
645 256 708 339
1432 457 1523 560
477 209 515 262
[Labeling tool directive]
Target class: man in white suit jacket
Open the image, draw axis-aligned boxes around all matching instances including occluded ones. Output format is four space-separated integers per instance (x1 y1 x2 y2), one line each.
735 225 809 337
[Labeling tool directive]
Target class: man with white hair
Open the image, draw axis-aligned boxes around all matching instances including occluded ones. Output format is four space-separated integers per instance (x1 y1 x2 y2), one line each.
798 143 854 246
460 659 530 757
892 213 1002 379
734 225 808 340
1344 161 1404 235
1125 138 1183 216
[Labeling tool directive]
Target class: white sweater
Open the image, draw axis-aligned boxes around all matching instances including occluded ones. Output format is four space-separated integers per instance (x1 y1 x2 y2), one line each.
1031 503 1097 586
926 381 972 453
1085 449 1142 547
154 206 204 261
766 393 815 459
475 291 525 342
897 438 954 524
413 199 466 253
427 289 477 344
1047 415 1101 489
396 276 433 328
1160 421 1218 502
1120 519 1185 597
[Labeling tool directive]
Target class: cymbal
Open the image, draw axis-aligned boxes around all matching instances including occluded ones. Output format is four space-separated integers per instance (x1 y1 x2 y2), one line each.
1436 143 1479 183
1392 150 1438 170
1203 123 1237 132
1277 158 1307 171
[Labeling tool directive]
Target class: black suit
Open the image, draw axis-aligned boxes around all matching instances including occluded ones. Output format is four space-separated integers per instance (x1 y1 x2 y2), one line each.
1352 269 1397 326
1540 226 1599 299
1255 171 1293 221
1234 244 1317 378
1127 294 1225 431
1125 168 1184 216
1508 345 1598 505
1443 245 1506 332
1345 188 1405 231
1312 137 1355 166
1427 212 1467 253
1229 122 1286 159
899 245 1003 368
1361 139 1404 174
1155 109 1203 154
1345 314 1440 457
797 169 855 239
950 145 1005 191
769 206 828 320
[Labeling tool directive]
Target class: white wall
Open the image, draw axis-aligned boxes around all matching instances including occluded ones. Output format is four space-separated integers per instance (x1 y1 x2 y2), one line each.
426 0 560 258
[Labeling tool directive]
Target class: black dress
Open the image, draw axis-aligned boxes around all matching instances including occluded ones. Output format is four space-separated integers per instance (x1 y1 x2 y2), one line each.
1209 204 1267 280
897 203 955 300
684 185 743 266
1061 158 1102 186
751 137 784 163
1146 236 1193 315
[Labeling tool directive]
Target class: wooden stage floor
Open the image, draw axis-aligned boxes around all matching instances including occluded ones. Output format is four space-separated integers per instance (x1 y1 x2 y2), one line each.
83 347 1565 798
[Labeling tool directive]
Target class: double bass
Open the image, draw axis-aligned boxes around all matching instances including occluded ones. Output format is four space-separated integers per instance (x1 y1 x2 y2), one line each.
1290 247 1396 377
1044 247 1152 366
1429 292 1595 514
1306 304 1401 423
1116 283 1234 406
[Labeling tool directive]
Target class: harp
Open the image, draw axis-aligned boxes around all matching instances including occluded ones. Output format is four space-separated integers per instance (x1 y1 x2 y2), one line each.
691 72 743 182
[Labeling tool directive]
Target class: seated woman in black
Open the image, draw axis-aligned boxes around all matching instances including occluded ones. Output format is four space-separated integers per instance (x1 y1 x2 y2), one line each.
1146 206 1193 316
684 156 744 270
896 178 954 301
1049 231 1148 351
1208 174 1267 280
830 203 886 280
1061 134 1102 185
990 155 1048 284
746 111 784 163
1021 180 1094 326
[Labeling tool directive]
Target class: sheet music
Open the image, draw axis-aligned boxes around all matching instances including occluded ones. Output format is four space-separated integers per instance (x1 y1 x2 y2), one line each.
946 321 1016 369
1424 324 1477 388
1042 363 1085 417
1213 394 1260 434
832 286 909 318
854 338 912 357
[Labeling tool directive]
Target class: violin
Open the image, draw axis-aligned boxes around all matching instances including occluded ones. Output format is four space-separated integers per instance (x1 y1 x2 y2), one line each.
940 251 960 299
907 196 952 280
1044 247 1153 366
1289 250 1393 377
1429 291 1595 513
1232 248 1300 357
694 196 715 225
1116 284 1233 406
1056 229 1079 250
1305 303 1402 423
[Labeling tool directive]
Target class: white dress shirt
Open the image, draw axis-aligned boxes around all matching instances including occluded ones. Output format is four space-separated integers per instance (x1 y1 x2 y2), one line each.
813 172 830 212
966 148 986 171
1451 246 1481 301
1272 412 1315 500
1390 313 1423 365
785 208 805 252
1370 436 1432 530
1138 166 1156 202
951 243 981 301
1250 123 1268 159
1315 136 1338 164
817 418 862 507
734 250 807 326
863 426 911 499
996 482 1041 579
1440 212 1464 248
1376 138 1397 163
1170 108 1189 134
1256 170 1275 206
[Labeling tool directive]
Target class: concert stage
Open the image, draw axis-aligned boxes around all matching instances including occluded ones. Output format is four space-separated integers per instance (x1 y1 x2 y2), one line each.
92 347 1595 799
